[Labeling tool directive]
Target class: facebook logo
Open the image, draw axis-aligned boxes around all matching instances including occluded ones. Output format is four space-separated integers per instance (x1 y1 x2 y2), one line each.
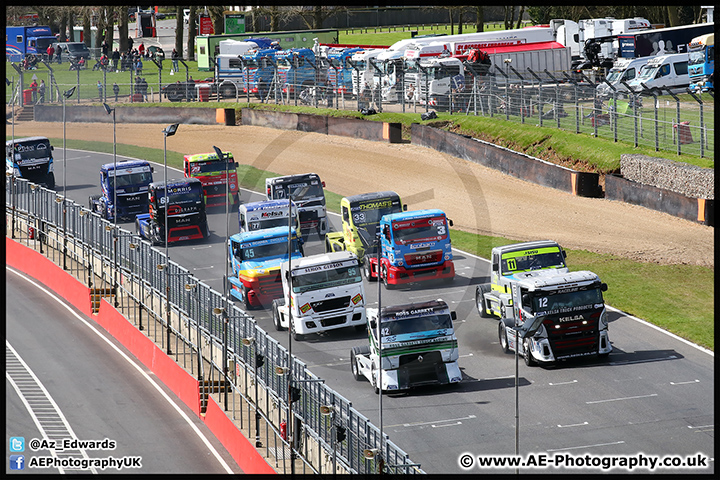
10 455 25 470
9 437 25 452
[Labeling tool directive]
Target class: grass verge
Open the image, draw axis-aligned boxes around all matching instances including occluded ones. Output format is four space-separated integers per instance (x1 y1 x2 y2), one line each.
50 137 713 351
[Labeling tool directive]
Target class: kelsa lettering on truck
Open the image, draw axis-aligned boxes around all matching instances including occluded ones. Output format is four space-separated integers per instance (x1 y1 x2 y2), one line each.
261 211 285 218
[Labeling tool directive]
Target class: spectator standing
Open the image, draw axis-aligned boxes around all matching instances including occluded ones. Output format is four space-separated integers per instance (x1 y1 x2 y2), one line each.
127 36 133 52
101 39 109 57
38 80 46 103
113 82 119 102
47 44 54 63
111 48 120 71
30 79 38 103
97 80 104 101
135 56 143 75
171 48 179 73
138 42 145 57
56 44 62 64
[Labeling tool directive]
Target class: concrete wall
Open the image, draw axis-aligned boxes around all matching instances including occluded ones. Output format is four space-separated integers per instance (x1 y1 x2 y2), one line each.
34 105 224 125
411 123 602 197
605 174 714 226
621 154 714 200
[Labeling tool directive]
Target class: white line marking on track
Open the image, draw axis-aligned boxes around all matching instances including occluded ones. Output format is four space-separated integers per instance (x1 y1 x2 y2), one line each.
688 424 714 429
670 379 700 385
610 355 677 365
546 441 625 452
586 393 657 404
549 380 578 386
558 421 588 428
388 415 477 429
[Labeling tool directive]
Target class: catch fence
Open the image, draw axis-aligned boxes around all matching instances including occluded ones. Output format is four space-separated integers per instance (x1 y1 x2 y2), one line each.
5 176 423 475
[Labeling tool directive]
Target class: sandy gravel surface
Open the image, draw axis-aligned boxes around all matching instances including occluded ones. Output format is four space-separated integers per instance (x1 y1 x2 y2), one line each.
7 121 714 268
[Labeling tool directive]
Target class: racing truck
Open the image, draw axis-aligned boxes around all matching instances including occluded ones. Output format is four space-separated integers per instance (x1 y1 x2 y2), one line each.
363 209 455 288
183 151 239 209
325 191 406 264
89 160 154 221
266 173 328 241
135 178 209 244
350 299 462 393
228 226 304 310
238 199 299 234
271 250 366 341
497 270 611 366
6 136 55 189
475 240 568 319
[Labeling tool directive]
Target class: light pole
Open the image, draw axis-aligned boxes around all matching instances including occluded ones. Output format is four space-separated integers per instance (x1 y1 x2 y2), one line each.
162 124 179 355
212 306 230 411
185 283 202 381
212 145 231 412
61 87 76 270
376 233 385 473
242 335 263 448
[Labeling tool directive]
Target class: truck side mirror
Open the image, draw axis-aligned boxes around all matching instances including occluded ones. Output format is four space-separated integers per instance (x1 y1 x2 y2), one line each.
522 294 531 307
50 146 54 151
601 283 608 292
450 311 457 321
447 218 454 227
402 204 407 211
561 249 567 258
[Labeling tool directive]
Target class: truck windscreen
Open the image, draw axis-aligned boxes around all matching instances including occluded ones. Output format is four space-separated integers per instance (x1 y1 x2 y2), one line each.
501 249 565 275
112 171 153 188
532 286 604 315
379 313 452 337
10 139 52 162
392 216 447 245
274 181 324 201
189 159 236 174
292 264 361 293
236 239 300 261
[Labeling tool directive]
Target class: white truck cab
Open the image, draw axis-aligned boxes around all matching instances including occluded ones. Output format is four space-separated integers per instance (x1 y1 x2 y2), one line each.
271 251 366 341
238 199 299 234
626 52 690 94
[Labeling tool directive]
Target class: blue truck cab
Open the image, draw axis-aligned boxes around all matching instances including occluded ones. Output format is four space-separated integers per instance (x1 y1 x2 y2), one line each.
364 208 455 287
228 226 304 310
89 160 154 221
277 48 318 98
325 47 364 94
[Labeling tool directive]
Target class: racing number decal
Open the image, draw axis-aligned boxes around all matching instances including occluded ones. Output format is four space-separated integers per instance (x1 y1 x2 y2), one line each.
353 212 365 223
538 297 548 308
437 225 446 235
381 327 390 336
191 165 201 173
507 258 517 271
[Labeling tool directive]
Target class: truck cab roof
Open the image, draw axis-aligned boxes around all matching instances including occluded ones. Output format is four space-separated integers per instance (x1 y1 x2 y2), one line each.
382 208 446 224
101 160 152 172
380 299 450 322
231 225 299 244
493 240 564 255
242 199 297 212
510 269 601 290
288 250 358 270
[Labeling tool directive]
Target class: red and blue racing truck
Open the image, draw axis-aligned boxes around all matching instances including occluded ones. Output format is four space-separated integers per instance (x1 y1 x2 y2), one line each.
364 208 455 287
135 178 209 244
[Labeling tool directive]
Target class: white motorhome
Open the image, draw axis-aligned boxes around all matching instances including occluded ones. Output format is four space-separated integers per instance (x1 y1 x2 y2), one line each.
597 56 652 96
218 39 261 56
552 17 651 63
626 52 690 94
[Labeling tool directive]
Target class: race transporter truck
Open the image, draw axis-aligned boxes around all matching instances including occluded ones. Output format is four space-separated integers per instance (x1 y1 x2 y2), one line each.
363 209 455 288
498 270 611 366
135 178 209 244
265 173 328 240
183 151 239 208
350 299 461 393
89 160 154 221
476 240 568 319
238 199 299 234
325 191 406 264
228 226 304 310
271 251 366 341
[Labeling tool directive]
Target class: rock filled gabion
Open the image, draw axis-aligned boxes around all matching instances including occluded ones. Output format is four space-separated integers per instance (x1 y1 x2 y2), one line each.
620 154 714 200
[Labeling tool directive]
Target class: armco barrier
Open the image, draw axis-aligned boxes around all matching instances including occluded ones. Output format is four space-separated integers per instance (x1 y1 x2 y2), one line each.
411 123 601 197
605 174 714 226
6 237 275 474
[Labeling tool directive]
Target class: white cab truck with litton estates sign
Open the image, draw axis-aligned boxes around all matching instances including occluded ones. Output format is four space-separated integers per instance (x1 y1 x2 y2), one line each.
351 299 461 393
271 251 366 341
238 199 300 234
498 269 611 366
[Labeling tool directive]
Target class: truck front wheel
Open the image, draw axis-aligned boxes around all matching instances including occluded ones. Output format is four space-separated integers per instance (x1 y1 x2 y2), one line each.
350 346 366 381
364 260 376 282
272 300 285 331
499 322 509 353
381 265 394 290
523 338 536 366
476 285 491 318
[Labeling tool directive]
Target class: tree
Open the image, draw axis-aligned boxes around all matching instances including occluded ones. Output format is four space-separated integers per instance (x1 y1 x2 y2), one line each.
515 6 525 29
117 7 129 53
475 6 485 32
174 6 183 58
208 5 225 35
286 5 349 30
187 5 197 61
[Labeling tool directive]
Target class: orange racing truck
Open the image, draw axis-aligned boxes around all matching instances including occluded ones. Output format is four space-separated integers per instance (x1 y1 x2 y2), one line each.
183 151 240 208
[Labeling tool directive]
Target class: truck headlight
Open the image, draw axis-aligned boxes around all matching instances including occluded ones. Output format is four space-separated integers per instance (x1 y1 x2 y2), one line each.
600 310 608 329
48 163 54 173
